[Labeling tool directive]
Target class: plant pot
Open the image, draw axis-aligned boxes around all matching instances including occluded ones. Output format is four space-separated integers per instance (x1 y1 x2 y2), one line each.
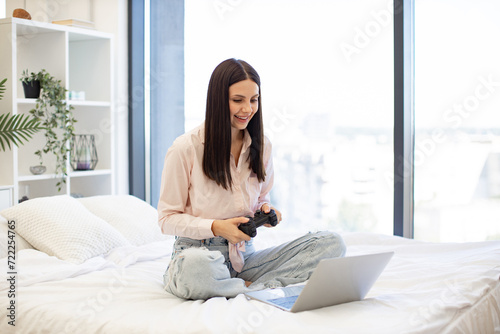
22 80 41 98
30 165 46 175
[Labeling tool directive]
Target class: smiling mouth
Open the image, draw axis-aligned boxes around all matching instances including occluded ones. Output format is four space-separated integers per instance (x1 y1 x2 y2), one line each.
235 115 249 120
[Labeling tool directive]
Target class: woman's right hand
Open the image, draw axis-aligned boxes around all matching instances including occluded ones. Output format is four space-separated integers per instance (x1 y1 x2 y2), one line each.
211 217 252 244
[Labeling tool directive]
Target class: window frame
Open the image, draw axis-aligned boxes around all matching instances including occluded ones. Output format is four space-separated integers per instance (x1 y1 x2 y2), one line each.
393 0 415 238
128 0 416 237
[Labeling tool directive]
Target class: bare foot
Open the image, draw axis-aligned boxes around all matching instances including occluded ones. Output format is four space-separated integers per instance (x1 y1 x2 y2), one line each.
245 281 252 287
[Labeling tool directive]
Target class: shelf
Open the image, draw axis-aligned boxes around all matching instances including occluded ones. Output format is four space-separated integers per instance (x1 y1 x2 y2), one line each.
18 173 58 182
1 17 115 204
17 98 110 107
0 18 112 40
17 98 38 104
69 169 112 178
68 100 111 107
18 169 112 182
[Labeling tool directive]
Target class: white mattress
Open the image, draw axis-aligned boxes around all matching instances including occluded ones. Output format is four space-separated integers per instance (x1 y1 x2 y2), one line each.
1 231 499 334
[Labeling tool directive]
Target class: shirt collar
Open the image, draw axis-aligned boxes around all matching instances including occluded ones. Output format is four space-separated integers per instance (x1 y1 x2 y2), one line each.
198 122 206 144
198 122 252 150
240 128 252 154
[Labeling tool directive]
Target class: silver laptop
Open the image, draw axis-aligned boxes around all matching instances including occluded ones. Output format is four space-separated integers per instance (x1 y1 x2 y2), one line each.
244 251 394 312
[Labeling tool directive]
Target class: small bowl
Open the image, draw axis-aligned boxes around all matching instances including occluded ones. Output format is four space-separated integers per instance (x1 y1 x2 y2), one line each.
30 165 47 175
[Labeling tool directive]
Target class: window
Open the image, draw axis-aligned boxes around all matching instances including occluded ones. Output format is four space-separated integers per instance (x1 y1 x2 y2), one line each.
185 0 394 234
0 1 5 19
414 0 500 241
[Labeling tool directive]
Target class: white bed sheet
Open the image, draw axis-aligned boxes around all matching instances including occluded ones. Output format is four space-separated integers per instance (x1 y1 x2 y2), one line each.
1 231 499 334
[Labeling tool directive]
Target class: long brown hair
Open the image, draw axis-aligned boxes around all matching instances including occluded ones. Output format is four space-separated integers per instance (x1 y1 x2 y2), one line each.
203 58 266 190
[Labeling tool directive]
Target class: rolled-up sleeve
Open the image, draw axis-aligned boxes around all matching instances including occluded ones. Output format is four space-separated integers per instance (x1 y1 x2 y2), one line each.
256 137 274 210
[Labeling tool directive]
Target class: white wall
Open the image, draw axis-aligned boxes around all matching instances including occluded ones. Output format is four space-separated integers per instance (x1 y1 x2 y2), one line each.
6 0 129 195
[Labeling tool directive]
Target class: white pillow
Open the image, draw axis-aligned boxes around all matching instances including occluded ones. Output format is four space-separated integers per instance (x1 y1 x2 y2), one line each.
0 214 34 258
0 195 130 264
77 195 165 246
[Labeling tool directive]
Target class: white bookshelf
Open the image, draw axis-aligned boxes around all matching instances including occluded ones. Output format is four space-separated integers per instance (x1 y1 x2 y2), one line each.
0 18 115 205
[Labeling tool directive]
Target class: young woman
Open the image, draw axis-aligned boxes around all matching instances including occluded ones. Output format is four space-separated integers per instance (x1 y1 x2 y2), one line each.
158 58 345 300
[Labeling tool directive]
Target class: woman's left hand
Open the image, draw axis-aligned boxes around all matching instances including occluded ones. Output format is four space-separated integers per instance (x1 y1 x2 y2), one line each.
260 203 282 227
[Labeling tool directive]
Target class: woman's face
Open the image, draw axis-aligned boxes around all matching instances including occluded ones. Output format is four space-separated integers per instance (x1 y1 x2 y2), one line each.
228 79 259 131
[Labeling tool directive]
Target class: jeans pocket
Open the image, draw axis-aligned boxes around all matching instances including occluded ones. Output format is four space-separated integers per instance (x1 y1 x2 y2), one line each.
172 238 201 258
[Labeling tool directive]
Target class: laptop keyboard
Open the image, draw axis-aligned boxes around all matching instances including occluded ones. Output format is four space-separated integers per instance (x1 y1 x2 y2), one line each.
268 295 299 310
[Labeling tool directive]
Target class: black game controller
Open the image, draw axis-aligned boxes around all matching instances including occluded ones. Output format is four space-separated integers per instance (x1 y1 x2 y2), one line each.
238 209 279 237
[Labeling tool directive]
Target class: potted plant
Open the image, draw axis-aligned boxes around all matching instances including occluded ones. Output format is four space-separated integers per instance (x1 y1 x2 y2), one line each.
20 70 77 191
19 70 42 98
0 78 42 151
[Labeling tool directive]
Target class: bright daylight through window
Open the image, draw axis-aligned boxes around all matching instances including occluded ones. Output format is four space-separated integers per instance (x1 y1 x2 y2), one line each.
0 0 5 18
414 0 500 242
185 0 394 235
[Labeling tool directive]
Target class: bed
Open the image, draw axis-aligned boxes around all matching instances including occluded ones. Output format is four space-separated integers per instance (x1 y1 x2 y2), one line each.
1 195 499 334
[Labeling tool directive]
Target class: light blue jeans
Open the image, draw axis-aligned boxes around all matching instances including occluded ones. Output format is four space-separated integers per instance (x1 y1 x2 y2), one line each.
163 231 346 300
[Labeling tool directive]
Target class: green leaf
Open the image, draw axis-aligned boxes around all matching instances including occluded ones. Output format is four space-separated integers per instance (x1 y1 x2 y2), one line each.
15 70 76 191
0 113 43 151
0 78 7 100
